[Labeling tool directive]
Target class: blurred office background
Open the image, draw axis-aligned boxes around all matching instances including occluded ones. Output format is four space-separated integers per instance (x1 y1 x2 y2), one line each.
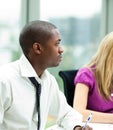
0 0 113 127
0 0 113 89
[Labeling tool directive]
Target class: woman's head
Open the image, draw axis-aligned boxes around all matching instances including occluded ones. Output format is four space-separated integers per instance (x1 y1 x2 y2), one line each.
96 32 113 68
87 32 113 99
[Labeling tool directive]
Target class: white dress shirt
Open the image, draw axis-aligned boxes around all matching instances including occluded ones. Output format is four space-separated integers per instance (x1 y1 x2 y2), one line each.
0 54 82 130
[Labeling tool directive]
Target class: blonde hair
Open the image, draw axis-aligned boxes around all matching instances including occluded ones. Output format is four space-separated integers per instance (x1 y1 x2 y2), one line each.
86 32 113 100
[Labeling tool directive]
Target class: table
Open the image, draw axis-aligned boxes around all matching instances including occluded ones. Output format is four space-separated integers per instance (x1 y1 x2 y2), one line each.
86 123 113 130
46 123 113 130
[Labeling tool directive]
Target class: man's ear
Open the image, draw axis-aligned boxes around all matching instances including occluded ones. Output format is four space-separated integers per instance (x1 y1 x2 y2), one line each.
33 42 42 54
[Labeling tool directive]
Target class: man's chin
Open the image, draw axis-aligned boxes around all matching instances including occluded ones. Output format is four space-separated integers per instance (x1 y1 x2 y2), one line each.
54 61 61 66
49 62 60 68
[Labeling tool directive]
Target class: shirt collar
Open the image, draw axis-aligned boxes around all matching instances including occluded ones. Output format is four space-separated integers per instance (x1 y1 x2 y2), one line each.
19 54 39 78
18 54 49 83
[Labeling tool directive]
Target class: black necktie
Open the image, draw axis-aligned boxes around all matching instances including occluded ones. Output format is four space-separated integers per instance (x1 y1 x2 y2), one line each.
29 77 41 130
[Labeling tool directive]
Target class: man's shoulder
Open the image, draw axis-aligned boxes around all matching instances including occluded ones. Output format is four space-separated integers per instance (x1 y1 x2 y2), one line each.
0 60 19 77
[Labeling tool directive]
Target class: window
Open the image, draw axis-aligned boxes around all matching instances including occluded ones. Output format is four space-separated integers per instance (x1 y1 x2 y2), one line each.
0 0 21 65
40 0 102 89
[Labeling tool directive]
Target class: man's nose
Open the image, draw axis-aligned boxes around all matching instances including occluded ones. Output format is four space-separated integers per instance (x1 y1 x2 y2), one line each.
59 46 64 53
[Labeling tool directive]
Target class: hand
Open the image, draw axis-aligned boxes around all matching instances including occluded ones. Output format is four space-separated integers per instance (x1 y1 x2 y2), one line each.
74 125 93 130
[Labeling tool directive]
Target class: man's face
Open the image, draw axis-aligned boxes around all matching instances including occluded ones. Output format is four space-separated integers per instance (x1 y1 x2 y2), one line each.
40 29 64 68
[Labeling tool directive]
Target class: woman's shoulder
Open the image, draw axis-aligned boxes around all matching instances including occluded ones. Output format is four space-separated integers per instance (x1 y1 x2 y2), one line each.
78 67 94 77
74 67 96 88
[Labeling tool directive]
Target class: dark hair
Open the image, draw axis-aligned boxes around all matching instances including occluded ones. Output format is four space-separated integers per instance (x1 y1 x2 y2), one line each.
19 20 57 55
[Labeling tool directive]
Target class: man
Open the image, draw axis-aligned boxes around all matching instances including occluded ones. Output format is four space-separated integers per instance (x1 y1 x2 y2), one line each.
0 20 92 130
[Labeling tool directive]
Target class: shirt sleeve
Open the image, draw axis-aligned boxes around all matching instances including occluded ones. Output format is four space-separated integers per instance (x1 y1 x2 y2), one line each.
0 79 12 124
49 75 83 130
74 68 95 90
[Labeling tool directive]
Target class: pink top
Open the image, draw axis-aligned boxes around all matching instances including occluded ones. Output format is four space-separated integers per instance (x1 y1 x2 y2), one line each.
74 67 113 113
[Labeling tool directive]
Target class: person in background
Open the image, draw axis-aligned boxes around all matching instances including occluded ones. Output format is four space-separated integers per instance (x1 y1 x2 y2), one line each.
0 20 92 130
73 32 113 124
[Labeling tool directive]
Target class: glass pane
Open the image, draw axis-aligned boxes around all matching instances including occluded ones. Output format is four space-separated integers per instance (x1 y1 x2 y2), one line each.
41 0 102 127
40 0 102 80
0 0 21 65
